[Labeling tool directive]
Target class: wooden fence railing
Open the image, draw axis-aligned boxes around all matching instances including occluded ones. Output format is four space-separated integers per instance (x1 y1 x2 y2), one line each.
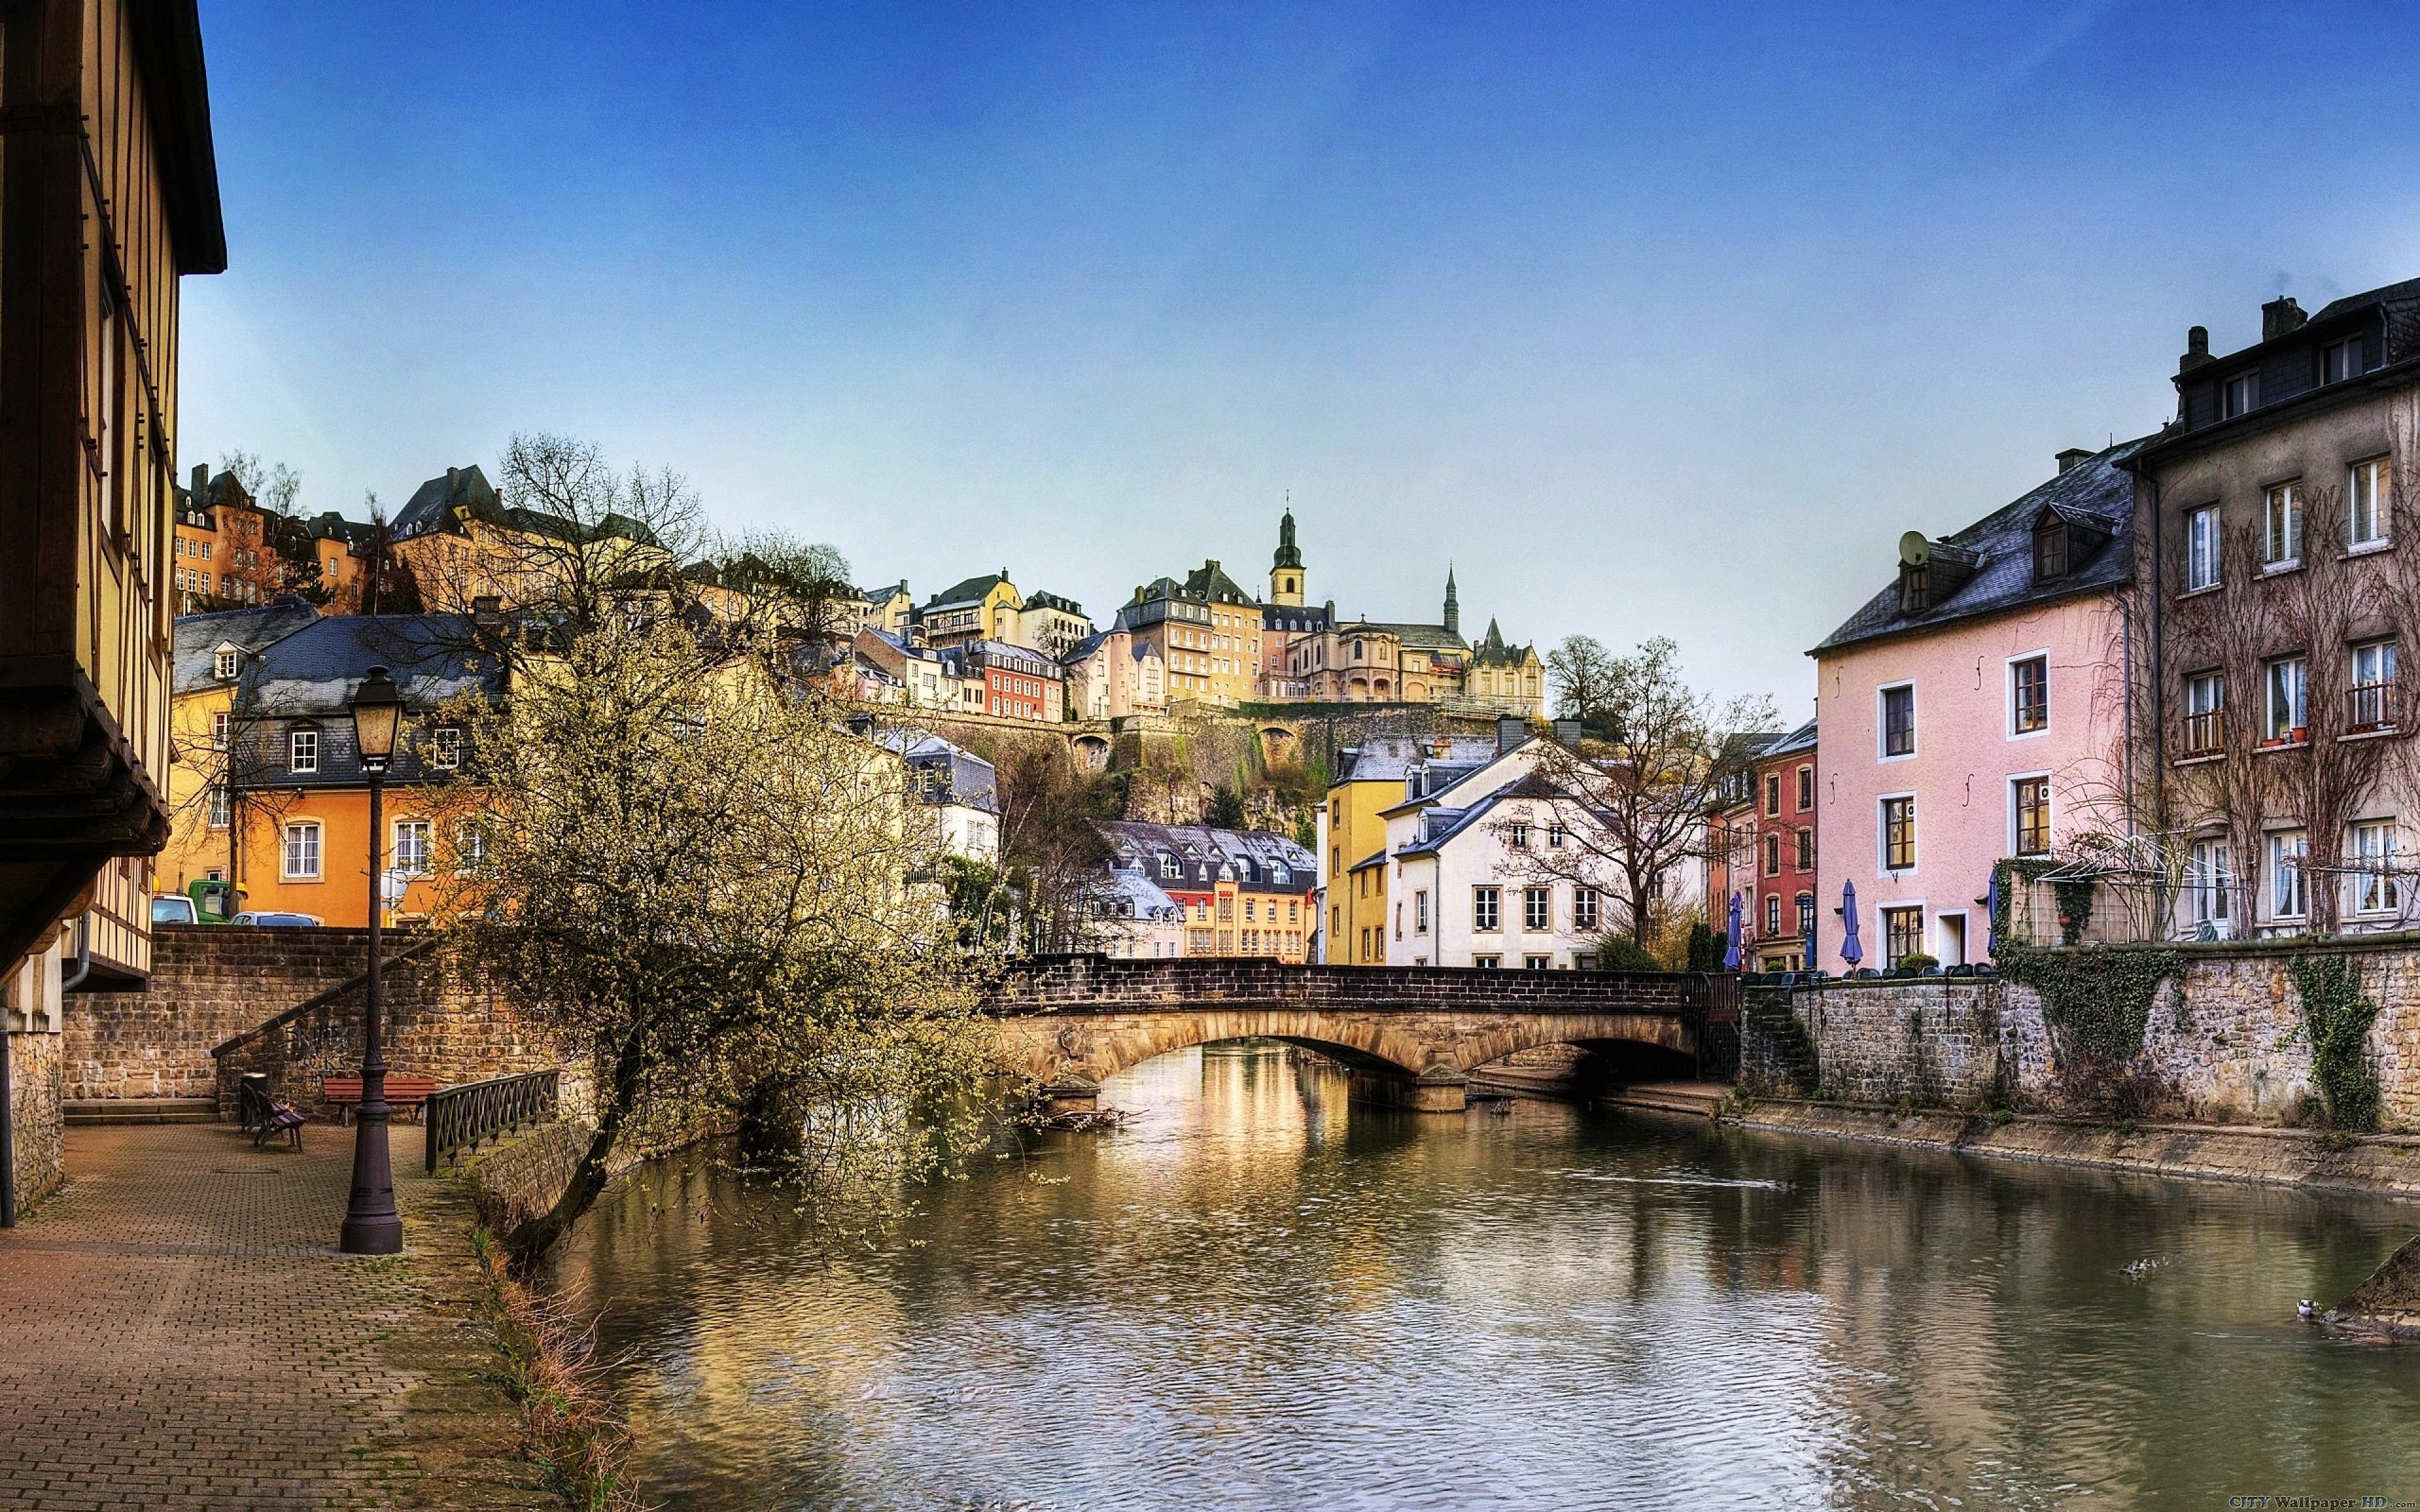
424 1068 562 1173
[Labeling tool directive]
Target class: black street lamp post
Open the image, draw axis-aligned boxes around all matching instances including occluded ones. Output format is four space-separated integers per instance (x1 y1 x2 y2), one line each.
340 665 405 1255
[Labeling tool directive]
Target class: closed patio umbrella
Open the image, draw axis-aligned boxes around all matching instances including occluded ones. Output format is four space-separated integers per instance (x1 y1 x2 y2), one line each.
1985 868 2000 958
1723 891 1743 970
1840 880 1863 968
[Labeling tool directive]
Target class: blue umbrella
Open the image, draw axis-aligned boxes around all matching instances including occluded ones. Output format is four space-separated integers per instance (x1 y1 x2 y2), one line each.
1839 880 1863 967
1723 891 1743 970
1984 867 2000 958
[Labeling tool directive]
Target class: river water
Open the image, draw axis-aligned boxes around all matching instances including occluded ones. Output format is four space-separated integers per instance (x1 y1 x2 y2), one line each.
553 1043 2420 1510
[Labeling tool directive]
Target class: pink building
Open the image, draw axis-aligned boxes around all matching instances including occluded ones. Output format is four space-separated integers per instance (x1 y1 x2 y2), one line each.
1812 440 2146 970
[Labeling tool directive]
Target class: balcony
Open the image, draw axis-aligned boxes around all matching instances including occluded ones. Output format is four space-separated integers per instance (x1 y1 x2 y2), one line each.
2179 710 2225 760
2347 681 2400 735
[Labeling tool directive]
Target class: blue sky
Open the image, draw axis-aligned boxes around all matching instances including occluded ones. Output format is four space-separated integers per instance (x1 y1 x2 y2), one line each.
184 2 2420 712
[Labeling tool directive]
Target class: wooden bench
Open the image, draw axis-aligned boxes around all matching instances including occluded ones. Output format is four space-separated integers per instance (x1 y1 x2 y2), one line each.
322 1075 439 1125
253 1097 307 1150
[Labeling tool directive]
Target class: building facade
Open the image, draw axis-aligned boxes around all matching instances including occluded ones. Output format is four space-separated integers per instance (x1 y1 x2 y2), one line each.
0 0 227 1009
1063 626 1167 721
1121 563 1263 708
1743 721 1819 970
2133 280 2420 938
1814 442 2143 970
1316 733 1502 963
1099 822 1315 959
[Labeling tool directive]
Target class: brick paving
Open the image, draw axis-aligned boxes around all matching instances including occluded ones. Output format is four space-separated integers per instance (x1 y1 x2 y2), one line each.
0 1122 551 1511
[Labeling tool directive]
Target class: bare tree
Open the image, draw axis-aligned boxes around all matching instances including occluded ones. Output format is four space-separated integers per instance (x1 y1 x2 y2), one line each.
1546 634 1623 724
1503 637 1774 946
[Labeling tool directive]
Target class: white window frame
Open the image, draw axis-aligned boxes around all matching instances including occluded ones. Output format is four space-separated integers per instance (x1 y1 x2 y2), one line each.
1574 887 1598 931
2262 481 2303 569
1877 682 1916 762
2322 335 2364 385
289 727 319 774
2264 656 2307 743
1879 791 1917 874
2009 772 2053 859
430 726 462 770
2268 828 2308 921
1472 886 1501 933
2189 837 2232 927
214 648 239 680
1414 889 1429 934
1764 893 1781 936
1523 886 1550 932
207 784 230 830
2351 819 2399 917
2007 650 2051 738
2349 455 2392 550
393 819 432 878
282 820 322 881
2186 504 2221 592
2224 370 2259 418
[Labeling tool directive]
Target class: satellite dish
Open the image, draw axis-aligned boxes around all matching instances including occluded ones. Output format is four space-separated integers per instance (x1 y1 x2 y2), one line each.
1898 531 1931 566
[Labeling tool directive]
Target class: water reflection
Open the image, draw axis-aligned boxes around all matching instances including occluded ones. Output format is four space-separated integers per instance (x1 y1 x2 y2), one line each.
555 1041 2420 1511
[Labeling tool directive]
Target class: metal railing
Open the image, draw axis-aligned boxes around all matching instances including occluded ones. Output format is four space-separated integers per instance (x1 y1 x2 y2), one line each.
424 1068 562 1174
2179 709 2225 759
2348 681 2399 733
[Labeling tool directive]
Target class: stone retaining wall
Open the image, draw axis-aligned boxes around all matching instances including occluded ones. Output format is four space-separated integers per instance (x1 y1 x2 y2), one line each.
1744 934 2420 1128
67 927 394 1101
6 1031 62 1213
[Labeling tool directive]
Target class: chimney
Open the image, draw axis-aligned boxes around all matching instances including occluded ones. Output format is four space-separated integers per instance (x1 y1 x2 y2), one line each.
2179 325 2213 374
471 593 502 625
1553 718 1584 745
191 462 207 498
446 466 459 490
2054 447 2094 475
2261 295 2306 342
1496 714 1527 755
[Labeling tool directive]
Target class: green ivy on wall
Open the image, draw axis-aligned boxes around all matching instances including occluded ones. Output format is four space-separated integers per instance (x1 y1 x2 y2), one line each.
1998 942 2183 1102
2286 954 2383 1133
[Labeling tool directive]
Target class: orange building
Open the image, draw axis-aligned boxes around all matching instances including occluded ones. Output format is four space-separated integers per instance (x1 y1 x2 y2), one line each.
159 612 498 925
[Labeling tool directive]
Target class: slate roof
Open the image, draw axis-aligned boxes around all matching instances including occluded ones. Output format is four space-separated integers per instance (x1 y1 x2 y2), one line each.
1393 772 1559 857
1180 561 1257 605
1363 621 1466 653
1098 821 1315 891
1760 718 1818 761
2312 277 2420 365
926 572 1012 610
1099 868 1183 922
171 600 321 695
1024 590 1085 616
1814 436 2150 655
241 614 503 718
391 465 500 537
880 729 1000 815
1470 618 1533 667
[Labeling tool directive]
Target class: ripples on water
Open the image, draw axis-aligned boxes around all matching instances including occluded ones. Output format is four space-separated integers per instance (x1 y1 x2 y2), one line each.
551 1043 2420 1511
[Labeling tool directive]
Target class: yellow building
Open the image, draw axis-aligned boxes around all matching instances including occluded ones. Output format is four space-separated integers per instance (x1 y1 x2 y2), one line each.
0 0 226 996
1121 561 1262 708
1463 617 1547 714
1315 734 1499 963
918 571 1023 648
1289 622 1405 702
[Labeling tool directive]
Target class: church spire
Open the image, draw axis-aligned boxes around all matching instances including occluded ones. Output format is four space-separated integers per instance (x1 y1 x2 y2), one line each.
1268 500 1305 606
1443 564 1460 641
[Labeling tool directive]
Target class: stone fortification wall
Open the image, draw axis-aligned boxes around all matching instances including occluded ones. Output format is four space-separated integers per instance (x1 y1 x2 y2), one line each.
7 1031 62 1213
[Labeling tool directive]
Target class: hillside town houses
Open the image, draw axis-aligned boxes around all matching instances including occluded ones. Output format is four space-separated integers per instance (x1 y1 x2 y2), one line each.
62 272 2420 991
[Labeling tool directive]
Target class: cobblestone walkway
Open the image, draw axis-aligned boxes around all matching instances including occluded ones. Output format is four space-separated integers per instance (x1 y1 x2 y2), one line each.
0 1123 550 1510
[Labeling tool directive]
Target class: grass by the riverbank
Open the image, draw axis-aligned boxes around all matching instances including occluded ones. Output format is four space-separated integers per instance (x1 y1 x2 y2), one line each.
467 1225 642 1512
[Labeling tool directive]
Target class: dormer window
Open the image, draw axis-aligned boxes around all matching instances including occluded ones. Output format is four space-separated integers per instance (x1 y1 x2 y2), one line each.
430 726 462 770
2034 518 2068 581
2322 335 2364 385
1898 562 1930 614
214 648 239 680
2223 370 2258 418
289 726 320 774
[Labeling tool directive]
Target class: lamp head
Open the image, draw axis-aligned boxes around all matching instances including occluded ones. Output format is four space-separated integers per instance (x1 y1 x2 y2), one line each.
350 665 404 773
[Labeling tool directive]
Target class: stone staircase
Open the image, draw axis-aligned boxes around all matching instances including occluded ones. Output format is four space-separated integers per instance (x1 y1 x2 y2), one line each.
1741 990 1822 1096
1596 1082 1731 1119
64 1097 219 1126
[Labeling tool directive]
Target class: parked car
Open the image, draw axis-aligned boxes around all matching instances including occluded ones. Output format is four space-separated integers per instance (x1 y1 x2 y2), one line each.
231 910 323 928
150 894 196 925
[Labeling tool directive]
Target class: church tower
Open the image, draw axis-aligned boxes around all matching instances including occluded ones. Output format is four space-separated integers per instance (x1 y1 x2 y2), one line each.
1443 565 1461 641
1269 507 1305 606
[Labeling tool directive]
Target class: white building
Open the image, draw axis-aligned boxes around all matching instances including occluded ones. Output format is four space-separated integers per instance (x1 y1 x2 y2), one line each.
1063 626 1167 721
1371 730 1698 969
884 730 1000 862
1089 867 1187 959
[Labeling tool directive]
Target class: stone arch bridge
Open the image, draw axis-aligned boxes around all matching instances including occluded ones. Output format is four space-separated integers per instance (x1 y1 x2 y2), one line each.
986 956 1712 1113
